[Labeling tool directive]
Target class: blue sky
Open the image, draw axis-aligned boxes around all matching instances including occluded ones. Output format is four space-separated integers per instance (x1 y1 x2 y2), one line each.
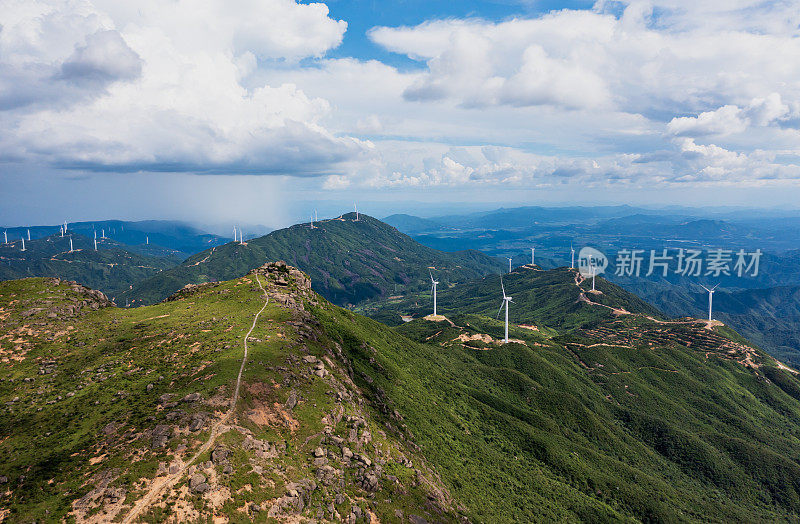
2 0 800 228
323 0 595 66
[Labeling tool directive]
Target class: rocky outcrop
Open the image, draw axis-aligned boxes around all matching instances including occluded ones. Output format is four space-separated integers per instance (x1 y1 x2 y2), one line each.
164 282 220 302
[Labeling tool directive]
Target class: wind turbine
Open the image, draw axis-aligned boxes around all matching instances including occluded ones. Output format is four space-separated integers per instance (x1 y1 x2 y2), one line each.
570 244 575 269
27 229 30 241
69 236 73 253
530 247 535 266
310 214 315 229
60 226 64 238
146 235 149 245
3 231 6 244
354 203 359 221
591 260 597 291
495 279 513 343
700 284 719 322
506 256 513 274
94 237 98 251
21 237 25 252
430 271 439 316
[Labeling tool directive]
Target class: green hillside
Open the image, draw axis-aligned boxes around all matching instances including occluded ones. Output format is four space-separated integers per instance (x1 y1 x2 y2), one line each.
4 265 800 521
362 265 663 329
0 234 179 299
122 213 504 307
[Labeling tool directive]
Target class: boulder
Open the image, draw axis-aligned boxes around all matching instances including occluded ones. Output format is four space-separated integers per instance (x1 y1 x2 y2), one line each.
285 390 298 411
189 472 206 490
189 412 207 432
150 425 172 449
181 392 201 403
211 446 229 464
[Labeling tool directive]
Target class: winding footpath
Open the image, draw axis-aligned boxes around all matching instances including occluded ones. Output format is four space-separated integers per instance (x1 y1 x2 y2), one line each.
122 274 269 523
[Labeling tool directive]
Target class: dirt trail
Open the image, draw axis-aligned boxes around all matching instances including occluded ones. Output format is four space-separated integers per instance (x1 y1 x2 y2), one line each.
188 246 216 267
121 275 269 523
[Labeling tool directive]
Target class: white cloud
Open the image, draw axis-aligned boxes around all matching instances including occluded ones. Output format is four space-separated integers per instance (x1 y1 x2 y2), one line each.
3 0 800 198
667 93 800 137
369 3 800 117
0 0 359 174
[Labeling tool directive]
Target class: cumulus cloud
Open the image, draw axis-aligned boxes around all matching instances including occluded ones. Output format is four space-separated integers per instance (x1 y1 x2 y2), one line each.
59 30 142 83
369 2 800 117
0 0 359 174
667 94 799 137
3 0 800 195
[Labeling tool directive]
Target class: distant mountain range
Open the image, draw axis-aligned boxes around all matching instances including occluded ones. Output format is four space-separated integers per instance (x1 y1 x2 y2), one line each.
0 233 178 298
2 220 228 259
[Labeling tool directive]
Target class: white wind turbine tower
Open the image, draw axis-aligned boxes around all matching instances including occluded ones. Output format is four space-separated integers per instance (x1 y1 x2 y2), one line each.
531 247 535 266
590 260 597 291
69 236 74 253
354 203 360 221
21 237 26 252
3 231 6 244
94 237 98 251
700 284 719 322
496 279 513 343
506 256 513 274
60 226 64 237
146 235 149 245
430 271 439 316
27 229 30 241
310 214 315 229
570 244 575 269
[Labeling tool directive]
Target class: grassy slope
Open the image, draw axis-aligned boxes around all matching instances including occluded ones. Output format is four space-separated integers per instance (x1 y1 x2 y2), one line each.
122 213 504 307
5 267 800 522
327 288 800 522
0 274 459 523
0 234 179 298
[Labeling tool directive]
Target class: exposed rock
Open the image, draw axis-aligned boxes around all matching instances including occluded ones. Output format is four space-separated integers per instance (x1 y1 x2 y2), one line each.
189 412 207 432
165 410 184 421
150 425 172 449
158 393 173 404
211 446 230 464
181 392 201 403
285 390 299 411
165 282 220 302
190 473 209 493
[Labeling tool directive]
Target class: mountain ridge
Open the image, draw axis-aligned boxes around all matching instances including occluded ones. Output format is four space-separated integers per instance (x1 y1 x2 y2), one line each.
122 213 504 307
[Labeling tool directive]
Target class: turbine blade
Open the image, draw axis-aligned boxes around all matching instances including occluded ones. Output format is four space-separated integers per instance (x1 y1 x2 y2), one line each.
501 278 506 298
496 301 504 319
